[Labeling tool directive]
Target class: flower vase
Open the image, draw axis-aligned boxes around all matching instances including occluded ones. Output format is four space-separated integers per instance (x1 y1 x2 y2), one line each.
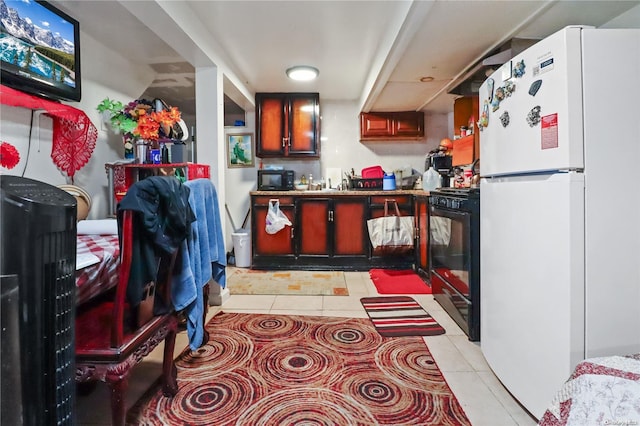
122 135 135 160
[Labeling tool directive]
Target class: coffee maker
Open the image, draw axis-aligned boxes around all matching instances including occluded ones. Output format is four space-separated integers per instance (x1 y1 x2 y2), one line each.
425 154 453 188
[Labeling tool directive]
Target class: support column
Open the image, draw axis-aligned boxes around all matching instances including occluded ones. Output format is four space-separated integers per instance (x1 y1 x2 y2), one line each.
195 66 229 306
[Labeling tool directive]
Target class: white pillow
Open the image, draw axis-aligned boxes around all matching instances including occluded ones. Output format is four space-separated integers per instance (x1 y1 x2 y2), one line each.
77 219 118 235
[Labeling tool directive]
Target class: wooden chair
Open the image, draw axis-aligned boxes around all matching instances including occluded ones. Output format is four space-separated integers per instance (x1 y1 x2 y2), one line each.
75 210 179 426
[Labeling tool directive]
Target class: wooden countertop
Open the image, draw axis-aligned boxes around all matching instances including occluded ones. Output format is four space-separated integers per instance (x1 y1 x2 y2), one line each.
251 189 431 196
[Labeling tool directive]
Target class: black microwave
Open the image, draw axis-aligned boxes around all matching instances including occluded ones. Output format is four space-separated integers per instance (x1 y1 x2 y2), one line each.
257 170 295 191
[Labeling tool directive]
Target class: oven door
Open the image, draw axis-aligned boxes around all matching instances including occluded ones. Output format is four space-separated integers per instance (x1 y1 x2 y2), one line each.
429 206 472 300
429 193 480 341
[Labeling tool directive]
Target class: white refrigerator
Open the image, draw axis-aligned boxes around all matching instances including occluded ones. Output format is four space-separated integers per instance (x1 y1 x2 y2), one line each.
479 26 640 419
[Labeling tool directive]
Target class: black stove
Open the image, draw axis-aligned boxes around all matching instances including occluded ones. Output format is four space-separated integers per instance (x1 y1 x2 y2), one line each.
428 186 480 341
433 187 479 195
430 187 479 211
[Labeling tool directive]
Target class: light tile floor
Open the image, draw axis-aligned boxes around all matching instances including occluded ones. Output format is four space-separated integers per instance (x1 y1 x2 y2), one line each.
75 270 539 425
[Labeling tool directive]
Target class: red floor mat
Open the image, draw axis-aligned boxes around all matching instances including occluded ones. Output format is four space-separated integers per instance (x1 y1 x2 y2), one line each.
361 296 445 337
369 269 431 294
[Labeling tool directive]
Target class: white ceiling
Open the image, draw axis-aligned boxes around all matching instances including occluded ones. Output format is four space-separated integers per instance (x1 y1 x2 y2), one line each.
55 0 640 116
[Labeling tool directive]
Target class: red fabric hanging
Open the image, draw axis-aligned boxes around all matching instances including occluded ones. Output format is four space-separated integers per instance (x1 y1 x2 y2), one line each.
0 84 97 180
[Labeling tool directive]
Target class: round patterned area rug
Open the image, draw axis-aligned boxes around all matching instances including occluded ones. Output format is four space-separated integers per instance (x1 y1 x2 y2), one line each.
127 312 470 425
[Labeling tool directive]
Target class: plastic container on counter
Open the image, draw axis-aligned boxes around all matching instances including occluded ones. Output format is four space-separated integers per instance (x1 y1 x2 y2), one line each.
382 173 396 190
422 167 441 191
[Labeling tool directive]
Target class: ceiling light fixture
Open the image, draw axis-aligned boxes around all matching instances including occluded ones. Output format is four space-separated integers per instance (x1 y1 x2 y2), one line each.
420 76 435 83
286 66 319 81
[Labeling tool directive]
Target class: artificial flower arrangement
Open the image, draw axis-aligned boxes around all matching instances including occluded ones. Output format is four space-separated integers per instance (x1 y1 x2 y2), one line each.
97 98 182 143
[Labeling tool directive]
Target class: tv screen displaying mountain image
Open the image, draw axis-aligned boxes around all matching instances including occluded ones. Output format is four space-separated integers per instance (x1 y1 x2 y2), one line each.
0 0 81 102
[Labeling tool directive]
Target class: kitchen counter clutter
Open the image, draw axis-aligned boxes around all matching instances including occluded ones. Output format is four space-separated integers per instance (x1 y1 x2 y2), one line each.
251 189 428 196
251 190 425 270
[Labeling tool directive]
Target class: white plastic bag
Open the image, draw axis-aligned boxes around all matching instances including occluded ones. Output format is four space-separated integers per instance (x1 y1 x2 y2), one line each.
265 199 292 234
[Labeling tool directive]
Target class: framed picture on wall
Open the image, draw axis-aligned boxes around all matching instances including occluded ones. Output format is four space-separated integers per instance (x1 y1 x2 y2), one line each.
226 133 254 168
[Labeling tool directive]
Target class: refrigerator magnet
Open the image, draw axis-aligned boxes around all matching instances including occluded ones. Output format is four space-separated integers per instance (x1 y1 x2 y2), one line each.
492 87 505 111
501 61 512 81
503 81 516 98
529 80 542 96
514 60 526 78
527 106 542 127
487 78 495 103
478 101 489 131
541 113 559 149
499 111 510 128
491 97 501 112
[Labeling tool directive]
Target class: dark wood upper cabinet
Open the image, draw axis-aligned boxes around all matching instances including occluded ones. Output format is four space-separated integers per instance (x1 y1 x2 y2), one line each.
453 96 480 163
360 111 424 141
256 93 320 158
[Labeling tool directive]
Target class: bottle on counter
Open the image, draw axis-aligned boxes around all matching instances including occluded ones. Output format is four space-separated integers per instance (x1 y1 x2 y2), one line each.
161 143 169 164
468 116 475 134
422 166 441 191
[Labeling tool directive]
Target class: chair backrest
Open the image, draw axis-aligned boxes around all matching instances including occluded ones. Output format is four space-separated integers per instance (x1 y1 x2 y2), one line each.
111 210 177 347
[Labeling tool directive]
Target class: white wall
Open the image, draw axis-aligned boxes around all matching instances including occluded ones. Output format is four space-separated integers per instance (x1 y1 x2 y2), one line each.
1 31 155 219
223 109 257 244
320 101 448 176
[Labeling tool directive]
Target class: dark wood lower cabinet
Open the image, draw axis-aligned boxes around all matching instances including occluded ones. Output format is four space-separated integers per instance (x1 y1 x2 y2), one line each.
297 198 331 256
251 196 296 264
296 197 369 267
333 199 368 256
414 194 430 280
251 192 415 270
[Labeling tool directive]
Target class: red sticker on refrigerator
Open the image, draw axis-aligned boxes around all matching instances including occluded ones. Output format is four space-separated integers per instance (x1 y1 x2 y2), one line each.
541 113 558 149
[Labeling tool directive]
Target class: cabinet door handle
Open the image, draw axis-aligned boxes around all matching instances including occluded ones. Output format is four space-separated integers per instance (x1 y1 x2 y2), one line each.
282 137 286 148
329 210 334 221
291 227 294 239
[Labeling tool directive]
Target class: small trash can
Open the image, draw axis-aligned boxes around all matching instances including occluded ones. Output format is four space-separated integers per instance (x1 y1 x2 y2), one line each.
231 230 251 268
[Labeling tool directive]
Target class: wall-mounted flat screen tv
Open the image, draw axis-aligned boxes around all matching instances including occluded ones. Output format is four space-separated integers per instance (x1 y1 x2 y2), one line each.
0 0 81 102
